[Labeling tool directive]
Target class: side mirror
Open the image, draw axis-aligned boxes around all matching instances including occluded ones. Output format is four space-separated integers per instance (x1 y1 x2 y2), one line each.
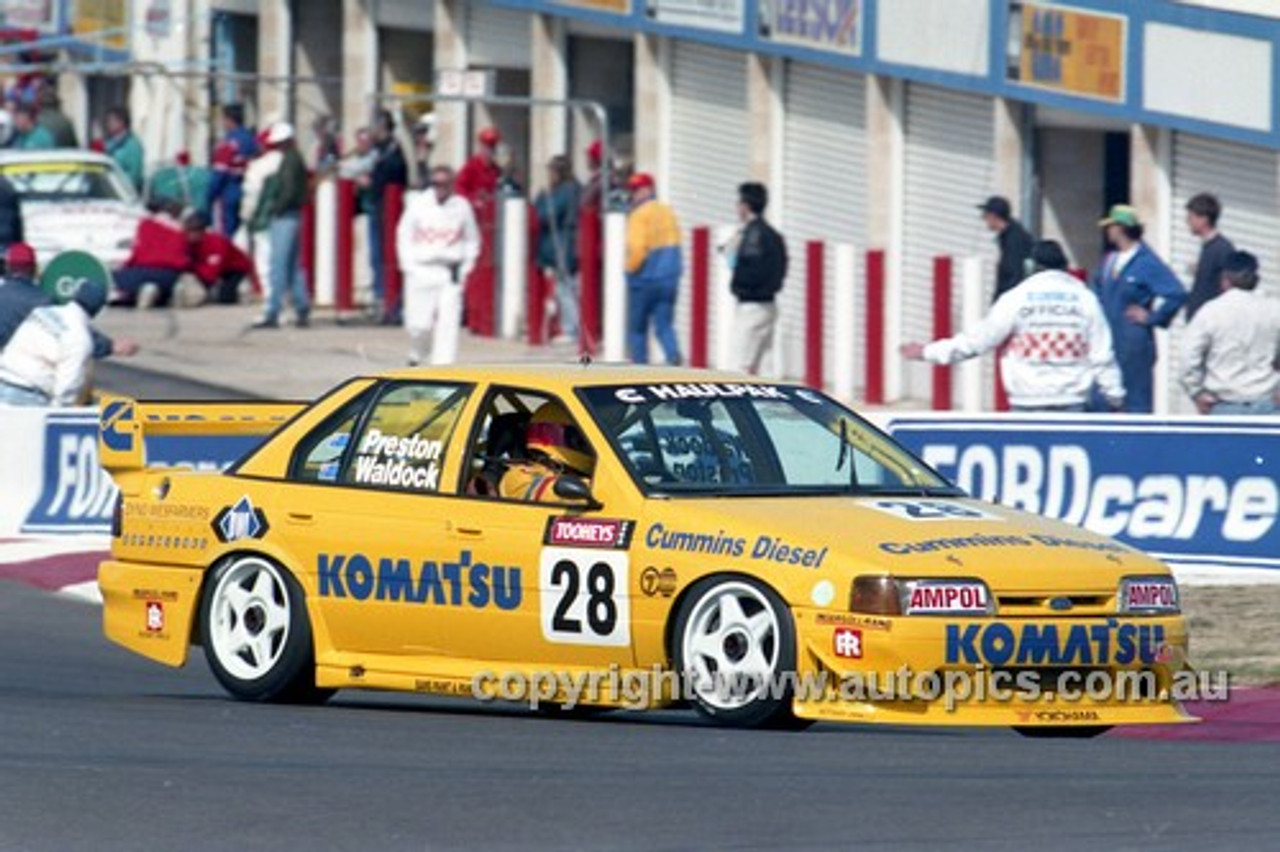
553 475 601 510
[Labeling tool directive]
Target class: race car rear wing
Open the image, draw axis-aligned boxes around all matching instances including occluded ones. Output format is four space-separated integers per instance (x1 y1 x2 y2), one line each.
98 395 307 477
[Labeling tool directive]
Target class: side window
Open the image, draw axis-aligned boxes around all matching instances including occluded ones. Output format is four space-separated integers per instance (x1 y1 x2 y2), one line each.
290 393 370 483
463 388 596 501
343 383 470 493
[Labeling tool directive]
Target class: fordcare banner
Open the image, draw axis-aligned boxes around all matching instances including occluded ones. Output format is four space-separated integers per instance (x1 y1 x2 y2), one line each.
878 414 1279 572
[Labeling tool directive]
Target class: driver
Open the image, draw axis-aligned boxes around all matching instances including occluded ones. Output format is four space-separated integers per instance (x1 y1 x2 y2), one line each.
498 401 595 502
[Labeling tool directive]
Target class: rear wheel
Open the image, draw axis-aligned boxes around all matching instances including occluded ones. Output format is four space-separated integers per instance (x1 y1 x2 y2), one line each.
674 576 807 729
200 555 332 704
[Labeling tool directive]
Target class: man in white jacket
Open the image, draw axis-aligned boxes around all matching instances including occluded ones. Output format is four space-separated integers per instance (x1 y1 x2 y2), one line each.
396 165 480 365
0 267 107 407
902 240 1125 412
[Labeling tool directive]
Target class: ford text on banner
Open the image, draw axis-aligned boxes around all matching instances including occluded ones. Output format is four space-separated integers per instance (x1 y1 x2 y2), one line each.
7 409 259 536
880 414 1278 571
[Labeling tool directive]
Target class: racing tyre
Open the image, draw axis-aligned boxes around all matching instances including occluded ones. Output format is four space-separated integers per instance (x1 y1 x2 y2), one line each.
1014 726 1112 739
674 576 806 729
200 555 333 704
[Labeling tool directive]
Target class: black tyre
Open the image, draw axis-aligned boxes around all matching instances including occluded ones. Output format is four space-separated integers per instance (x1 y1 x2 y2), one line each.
673 576 804 729
199 555 332 704
1014 726 1112 739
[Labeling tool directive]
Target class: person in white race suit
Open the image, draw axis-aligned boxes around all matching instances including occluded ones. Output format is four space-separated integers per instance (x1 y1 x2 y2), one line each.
901 239 1125 412
396 164 480 365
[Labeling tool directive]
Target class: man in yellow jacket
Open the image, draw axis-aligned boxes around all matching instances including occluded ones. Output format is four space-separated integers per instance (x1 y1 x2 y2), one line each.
625 173 683 364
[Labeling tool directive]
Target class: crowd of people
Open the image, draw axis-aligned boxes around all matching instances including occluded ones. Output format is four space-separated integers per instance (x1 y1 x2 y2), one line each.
903 193 1280 416
0 73 1275 414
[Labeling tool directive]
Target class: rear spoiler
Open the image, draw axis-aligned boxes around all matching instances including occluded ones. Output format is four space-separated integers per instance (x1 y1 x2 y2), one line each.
98 395 308 476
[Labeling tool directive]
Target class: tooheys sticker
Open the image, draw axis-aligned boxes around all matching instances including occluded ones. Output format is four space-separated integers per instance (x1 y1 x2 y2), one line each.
543 517 634 549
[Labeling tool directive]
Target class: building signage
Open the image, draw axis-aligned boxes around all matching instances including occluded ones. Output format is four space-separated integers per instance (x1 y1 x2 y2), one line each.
1006 1 1126 102
645 0 746 35
1 0 58 32
551 0 632 12
73 0 129 52
759 0 861 56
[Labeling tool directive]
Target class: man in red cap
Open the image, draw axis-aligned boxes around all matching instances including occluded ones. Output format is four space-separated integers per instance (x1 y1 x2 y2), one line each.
625 172 682 364
455 127 503 201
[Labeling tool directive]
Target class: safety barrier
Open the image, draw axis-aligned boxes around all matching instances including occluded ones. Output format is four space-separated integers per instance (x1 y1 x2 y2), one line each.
4 405 1274 581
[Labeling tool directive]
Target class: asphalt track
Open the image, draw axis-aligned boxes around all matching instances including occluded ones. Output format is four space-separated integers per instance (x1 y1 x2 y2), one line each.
2 361 1276 851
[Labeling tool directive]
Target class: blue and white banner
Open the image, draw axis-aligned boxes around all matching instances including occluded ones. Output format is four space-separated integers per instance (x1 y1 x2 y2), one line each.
879 414 1280 572
2 408 258 536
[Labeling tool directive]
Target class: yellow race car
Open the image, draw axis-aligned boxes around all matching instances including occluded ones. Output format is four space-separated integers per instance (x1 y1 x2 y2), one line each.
98 366 1194 734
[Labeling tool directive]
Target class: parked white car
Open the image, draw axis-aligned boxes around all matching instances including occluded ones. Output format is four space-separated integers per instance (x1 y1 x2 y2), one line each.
0 150 145 269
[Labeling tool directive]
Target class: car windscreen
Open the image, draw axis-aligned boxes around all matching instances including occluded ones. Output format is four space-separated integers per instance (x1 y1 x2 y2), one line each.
0 162 134 203
578 382 958 498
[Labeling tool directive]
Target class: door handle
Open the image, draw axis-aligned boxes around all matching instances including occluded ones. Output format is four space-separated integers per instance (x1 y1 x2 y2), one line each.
286 511 315 524
455 527 484 538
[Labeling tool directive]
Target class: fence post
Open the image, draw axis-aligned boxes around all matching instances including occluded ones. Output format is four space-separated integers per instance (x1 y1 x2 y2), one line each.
714 225 736 371
579 204 602 355
864 249 886 405
932 256 953 411
959 256 984 412
335 178 356 313
312 177 337 307
381 184 405 321
805 240 824 389
602 211 627 362
527 210 547 346
300 196 316 298
501 197 527 341
833 243 857 402
691 227 710 368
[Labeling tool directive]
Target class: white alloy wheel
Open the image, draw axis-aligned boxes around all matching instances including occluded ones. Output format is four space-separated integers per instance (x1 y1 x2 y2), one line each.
680 580 784 713
206 556 292 682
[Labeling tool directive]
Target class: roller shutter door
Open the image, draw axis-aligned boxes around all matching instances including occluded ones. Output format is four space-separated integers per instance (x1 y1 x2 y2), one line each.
902 84 995 401
780 61 867 386
668 41 750 363
1168 133 1279 413
466 3 531 68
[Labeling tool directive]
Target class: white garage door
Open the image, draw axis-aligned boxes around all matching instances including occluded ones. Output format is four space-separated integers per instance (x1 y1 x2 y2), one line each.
1168 133 1279 413
466 3 531 68
780 61 868 387
668 41 750 364
902 83 995 402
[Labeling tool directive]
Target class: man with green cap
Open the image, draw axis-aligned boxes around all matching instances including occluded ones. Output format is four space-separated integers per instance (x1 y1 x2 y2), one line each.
1092 204 1187 413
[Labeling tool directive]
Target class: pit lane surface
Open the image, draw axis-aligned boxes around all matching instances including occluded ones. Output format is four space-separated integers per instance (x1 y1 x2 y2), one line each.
1 583 1278 852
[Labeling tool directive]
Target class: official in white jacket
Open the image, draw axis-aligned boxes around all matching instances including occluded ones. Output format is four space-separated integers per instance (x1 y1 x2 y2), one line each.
396 164 481 365
0 273 107 407
902 240 1125 412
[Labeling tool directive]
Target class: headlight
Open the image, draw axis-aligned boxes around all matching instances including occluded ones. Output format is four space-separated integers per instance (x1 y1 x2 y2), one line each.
1118 576 1180 614
850 576 995 616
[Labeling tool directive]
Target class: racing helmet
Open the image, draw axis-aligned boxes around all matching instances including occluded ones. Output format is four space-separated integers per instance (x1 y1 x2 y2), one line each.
527 401 594 476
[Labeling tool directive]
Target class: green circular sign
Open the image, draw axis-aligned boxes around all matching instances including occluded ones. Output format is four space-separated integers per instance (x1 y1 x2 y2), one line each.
39 250 115 305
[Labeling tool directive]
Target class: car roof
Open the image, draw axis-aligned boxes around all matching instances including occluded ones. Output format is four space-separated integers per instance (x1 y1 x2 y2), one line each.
371 362 796 390
0 150 121 168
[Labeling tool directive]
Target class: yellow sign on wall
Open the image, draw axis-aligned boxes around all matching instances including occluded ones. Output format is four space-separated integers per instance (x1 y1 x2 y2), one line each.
1007 1 1126 103
552 0 632 13
73 0 128 52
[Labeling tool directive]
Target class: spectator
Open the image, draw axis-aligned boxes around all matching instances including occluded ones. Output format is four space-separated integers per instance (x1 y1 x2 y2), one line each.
241 128 281 289
2 243 138 361
1180 251 1280 415
311 114 340 173
111 203 195 308
727 182 788 376
12 104 54 150
0 246 106 406
362 109 408 323
103 106 145 194
185 211 258 305
36 84 78 148
1092 204 1187 414
455 127 502 201
411 113 436 187
903 240 1124 412
624 172 682 365
338 127 376 207
534 155 582 344
148 149 210 212
206 103 258 237
0 171 22 251
978 195 1036 302
0 109 14 148
396 164 480 366
1183 193 1235 321
253 122 310 330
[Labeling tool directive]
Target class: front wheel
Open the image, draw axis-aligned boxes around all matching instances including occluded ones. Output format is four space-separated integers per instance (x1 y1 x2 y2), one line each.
200 555 332 704
673 576 805 729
